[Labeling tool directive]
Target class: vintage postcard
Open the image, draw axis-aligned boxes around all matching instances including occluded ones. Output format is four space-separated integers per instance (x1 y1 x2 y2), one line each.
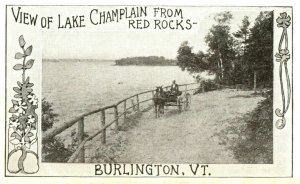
4 5 293 178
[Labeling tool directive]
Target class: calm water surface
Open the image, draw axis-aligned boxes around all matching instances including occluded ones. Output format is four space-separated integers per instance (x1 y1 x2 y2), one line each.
43 60 195 131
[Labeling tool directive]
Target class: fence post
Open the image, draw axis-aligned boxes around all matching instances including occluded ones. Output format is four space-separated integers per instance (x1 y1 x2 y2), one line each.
77 117 85 163
152 90 155 112
254 71 257 93
185 84 188 92
136 94 140 111
114 105 119 133
101 110 106 144
131 99 136 111
123 100 127 123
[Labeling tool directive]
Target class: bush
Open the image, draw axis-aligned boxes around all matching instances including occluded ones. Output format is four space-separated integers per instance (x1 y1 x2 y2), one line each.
42 99 74 162
202 80 219 91
42 137 73 162
41 99 58 131
193 77 219 94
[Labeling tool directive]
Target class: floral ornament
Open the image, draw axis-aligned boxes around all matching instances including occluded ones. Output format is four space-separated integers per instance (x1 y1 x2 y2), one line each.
26 115 35 124
9 115 20 129
10 132 35 149
7 35 39 174
14 100 27 114
274 12 292 130
276 12 291 28
275 49 290 63
27 93 38 106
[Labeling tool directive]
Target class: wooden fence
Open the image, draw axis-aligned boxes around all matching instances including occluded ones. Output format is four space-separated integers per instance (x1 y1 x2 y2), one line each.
42 82 200 163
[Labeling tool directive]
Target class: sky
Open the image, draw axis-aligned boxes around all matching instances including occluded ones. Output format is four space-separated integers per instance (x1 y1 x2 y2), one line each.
42 9 263 60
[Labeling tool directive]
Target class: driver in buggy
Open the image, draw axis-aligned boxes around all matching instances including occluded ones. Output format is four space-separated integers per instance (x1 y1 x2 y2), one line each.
169 80 182 97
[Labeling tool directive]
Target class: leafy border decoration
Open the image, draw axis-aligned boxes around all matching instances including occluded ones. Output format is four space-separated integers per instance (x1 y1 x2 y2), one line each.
275 12 292 129
7 35 39 174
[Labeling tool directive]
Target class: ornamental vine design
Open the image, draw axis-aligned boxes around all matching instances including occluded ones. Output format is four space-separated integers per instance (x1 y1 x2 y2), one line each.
275 12 292 129
7 35 39 174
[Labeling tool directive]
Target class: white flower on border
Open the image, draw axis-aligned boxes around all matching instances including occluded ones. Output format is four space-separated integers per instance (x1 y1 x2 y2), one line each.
14 101 27 114
27 93 38 106
27 115 35 124
9 118 19 128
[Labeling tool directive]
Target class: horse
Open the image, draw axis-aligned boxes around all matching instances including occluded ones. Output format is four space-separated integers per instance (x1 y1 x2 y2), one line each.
153 86 166 118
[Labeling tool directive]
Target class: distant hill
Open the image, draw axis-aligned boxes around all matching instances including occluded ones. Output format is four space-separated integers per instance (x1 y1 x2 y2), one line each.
115 56 177 66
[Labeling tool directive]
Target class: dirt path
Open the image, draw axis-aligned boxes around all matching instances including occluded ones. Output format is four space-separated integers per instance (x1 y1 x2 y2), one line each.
117 89 264 164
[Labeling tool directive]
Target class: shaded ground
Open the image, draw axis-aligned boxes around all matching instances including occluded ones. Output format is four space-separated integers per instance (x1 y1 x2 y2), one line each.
88 89 267 164
217 93 273 164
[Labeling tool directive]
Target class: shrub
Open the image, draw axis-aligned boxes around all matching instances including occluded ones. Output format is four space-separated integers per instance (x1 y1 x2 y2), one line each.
42 99 73 162
202 80 219 91
41 98 58 131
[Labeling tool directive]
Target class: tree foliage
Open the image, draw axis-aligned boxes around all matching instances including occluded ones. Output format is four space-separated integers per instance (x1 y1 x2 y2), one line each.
176 11 273 88
205 12 236 83
177 41 208 73
233 16 251 55
245 11 273 88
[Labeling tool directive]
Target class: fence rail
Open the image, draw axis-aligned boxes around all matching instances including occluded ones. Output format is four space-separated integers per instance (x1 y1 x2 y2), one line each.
42 82 200 163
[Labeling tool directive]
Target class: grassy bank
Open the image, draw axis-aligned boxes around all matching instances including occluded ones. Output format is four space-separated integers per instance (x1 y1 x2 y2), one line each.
218 91 273 163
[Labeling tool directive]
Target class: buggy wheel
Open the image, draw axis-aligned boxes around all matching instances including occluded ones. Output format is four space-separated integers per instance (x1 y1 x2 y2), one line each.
155 105 158 118
177 97 182 112
184 93 191 110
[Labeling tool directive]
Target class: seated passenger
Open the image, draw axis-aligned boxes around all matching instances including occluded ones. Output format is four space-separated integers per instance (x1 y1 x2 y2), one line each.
170 80 181 96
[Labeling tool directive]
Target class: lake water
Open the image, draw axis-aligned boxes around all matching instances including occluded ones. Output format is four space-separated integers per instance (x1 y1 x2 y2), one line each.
42 60 195 133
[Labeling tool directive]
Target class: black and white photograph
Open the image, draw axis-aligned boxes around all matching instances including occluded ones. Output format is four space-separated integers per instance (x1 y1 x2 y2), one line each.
3 4 294 179
41 10 274 165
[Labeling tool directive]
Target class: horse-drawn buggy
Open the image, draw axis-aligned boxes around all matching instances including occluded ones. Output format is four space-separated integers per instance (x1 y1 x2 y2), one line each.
153 86 191 118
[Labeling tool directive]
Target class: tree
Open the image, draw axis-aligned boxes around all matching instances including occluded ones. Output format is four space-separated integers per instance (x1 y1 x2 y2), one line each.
205 11 236 84
214 11 233 24
177 41 208 73
245 11 273 89
176 11 273 88
233 16 251 55
232 16 251 84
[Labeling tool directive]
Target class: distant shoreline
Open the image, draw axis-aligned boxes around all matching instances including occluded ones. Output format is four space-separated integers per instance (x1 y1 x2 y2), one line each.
43 57 178 66
115 56 177 66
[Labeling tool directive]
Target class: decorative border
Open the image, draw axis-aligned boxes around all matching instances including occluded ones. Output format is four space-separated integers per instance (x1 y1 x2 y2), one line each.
4 8 293 177
275 12 292 129
7 35 39 174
